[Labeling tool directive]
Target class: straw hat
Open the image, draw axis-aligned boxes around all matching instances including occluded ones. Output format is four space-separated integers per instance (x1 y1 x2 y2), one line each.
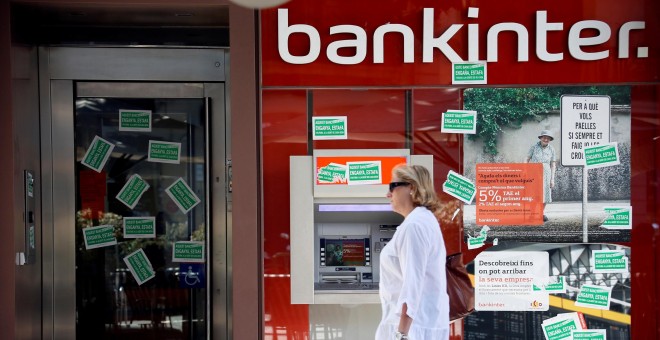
538 130 554 141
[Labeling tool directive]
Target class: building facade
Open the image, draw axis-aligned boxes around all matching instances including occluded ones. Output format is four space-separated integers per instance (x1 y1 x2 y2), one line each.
0 0 658 339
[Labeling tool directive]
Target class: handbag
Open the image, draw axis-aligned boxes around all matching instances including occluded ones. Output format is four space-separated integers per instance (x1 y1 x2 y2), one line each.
446 252 475 320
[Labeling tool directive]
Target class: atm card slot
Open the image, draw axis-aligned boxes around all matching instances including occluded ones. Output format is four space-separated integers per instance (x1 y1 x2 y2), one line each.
320 273 359 283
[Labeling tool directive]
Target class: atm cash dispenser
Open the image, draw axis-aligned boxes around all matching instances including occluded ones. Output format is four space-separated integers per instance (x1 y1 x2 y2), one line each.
290 149 432 304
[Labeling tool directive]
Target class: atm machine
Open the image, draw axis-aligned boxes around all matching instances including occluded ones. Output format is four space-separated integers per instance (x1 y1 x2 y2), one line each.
290 149 432 304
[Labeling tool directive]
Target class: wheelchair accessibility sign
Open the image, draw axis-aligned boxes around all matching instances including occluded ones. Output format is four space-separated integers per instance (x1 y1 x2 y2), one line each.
179 263 205 288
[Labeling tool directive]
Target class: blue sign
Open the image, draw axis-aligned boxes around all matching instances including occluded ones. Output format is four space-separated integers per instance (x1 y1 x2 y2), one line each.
179 263 205 288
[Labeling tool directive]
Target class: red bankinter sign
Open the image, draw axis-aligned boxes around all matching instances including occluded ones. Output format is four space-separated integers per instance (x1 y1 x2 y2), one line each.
260 0 660 86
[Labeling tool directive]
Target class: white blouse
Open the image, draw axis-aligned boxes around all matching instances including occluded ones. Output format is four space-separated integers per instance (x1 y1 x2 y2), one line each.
375 206 450 340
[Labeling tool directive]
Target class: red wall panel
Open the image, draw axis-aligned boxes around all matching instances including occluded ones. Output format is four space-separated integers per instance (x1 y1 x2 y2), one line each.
262 89 309 337
312 89 407 150
630 85 660 338
412 89 463 255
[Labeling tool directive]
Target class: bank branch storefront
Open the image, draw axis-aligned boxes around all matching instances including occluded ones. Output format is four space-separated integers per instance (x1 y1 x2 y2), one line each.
259 0 659 339
1 0 659 339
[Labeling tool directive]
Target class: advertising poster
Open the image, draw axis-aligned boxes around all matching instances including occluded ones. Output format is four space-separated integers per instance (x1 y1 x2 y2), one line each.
463 87 631 243
475 163 544 225
474 251 549 311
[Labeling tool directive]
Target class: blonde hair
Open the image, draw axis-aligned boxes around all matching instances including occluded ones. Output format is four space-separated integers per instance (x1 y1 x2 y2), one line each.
392 164 442 218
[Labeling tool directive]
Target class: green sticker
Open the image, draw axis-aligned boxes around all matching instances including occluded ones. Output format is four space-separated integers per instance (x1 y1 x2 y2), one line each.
123 249 155 285
313 116 348 140
116 174 150 209
441 110 477 134
166 178 201 213
346 161 382 185
571 330 606 340
123 217 156 238
584 142 620 169
575 284 612 310
533 276 566 292
317 163 347 183
83 225 117 250
601 207 631 229
543 318 579 340
452 62 487 84
148 140 181 164
467 226 489 250
443 170 476 204
81 136 115 172
173 241 205 263
593 250 628 273
119 109 152 132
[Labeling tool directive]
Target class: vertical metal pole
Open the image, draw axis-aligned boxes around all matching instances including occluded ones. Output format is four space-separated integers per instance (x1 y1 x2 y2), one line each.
582 166 588 243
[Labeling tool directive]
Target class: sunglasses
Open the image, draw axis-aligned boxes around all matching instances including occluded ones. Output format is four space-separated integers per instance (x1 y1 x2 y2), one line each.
389 181 410 192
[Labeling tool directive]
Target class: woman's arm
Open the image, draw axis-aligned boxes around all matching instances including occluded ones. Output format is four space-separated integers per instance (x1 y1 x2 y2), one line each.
398 303 413 335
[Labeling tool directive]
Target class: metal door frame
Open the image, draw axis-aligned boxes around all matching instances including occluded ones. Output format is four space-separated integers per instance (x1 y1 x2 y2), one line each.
38 47 229 339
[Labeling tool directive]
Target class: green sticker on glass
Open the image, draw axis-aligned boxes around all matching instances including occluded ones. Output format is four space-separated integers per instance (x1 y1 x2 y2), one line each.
575 284 612 310
148 140 181 164
466 226 489 250
166 178 201 213
173 241 205 263
441 110 477 134
123 217 156 238
542 318 579 340
443 170 476 204
312 116 348 140
123 248 155 285
83 225 117 250
346 161 382 185
571 330 606 340
81 136 115 172
116 174 150 209
593 250 628 273
119 109 152 132
317 163 347 183
601 206 631 229
584 142 620 169
452 62 487 84
533 276 566 293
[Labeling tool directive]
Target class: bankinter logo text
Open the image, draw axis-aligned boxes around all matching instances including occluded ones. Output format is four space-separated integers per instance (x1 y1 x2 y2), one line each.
277 8 647 65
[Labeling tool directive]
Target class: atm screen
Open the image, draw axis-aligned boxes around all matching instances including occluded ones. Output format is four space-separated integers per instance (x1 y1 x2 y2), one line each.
324 239 367 266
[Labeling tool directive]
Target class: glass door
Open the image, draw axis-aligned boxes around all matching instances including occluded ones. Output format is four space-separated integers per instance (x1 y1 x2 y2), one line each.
73 83 209 339
42 47 227 340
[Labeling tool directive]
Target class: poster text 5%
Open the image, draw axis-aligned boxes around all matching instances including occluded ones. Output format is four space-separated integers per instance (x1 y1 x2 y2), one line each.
479 189 503 202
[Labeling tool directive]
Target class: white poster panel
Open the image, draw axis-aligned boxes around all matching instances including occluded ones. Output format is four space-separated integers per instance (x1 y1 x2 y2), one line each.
561 95 610 166
475 251 549 311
